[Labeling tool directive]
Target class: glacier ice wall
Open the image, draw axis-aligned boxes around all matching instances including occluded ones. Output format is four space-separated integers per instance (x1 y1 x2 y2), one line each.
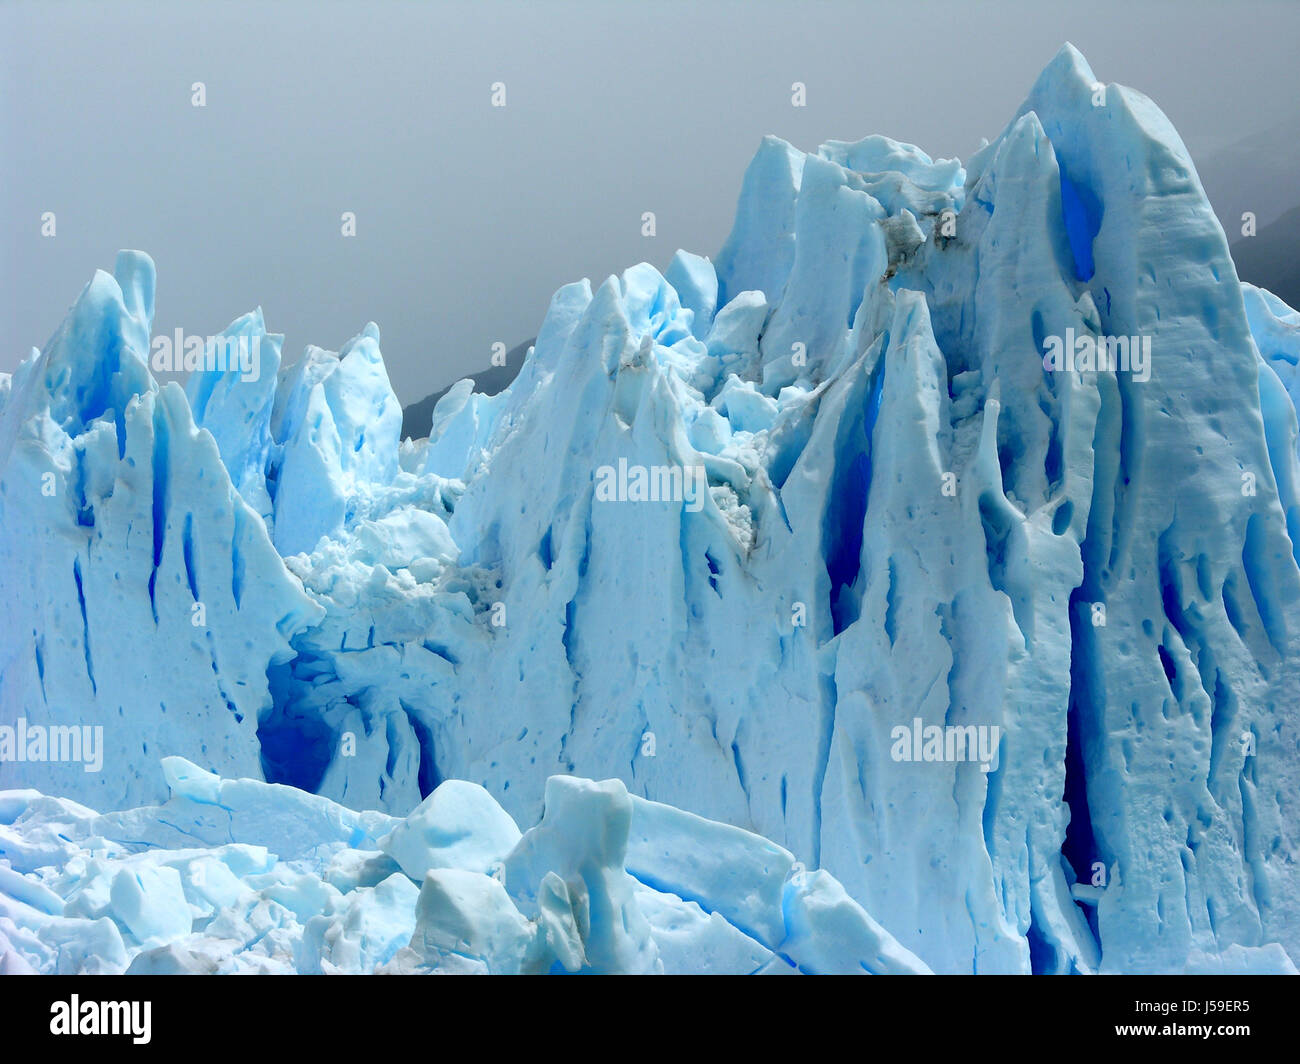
3 45 1300 975
0 254 323 812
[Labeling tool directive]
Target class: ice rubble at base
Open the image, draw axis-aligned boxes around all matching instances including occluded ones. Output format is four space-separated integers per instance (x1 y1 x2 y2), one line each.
3 44 1300 974
0 758 928 974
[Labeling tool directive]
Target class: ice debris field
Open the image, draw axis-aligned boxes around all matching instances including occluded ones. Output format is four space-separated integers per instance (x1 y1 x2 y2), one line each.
3 45 1300 974
0 757 924 974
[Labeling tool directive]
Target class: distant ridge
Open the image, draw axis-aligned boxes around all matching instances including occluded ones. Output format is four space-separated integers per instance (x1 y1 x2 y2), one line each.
401 339 533 441
1231 205 1300 312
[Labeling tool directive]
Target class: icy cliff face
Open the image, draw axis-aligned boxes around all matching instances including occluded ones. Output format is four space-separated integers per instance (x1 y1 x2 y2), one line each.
3 44 1300 975
0 254 323 812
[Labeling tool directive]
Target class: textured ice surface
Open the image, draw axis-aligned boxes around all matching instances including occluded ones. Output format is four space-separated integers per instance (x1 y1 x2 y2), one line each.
3 45 1300 974
0 759 926 974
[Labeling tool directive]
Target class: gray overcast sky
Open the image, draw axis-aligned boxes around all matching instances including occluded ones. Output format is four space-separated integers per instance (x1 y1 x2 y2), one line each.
3 0 1298 404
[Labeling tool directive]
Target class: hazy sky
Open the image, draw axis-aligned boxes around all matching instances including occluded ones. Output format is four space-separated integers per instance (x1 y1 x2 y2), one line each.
4 0 1298 403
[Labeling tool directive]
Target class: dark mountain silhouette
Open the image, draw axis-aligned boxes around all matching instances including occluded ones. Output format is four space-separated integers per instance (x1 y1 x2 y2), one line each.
1194 114 1300 235
401 338 533 441
1231 205 1300 311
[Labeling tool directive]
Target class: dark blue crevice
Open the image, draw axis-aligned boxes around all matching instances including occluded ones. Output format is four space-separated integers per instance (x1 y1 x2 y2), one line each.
826 450 870 635
1062 589 1105 955
1059 170 1101 282
182 513 199 600
705 548 722 597
148 407 170 624
823 362 884 636
258 657 336 793
538 525 554 571
231 505 247 609
72 558 97 695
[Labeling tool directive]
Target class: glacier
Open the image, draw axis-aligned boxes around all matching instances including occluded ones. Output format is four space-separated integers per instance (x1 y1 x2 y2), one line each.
3 43 1300 975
